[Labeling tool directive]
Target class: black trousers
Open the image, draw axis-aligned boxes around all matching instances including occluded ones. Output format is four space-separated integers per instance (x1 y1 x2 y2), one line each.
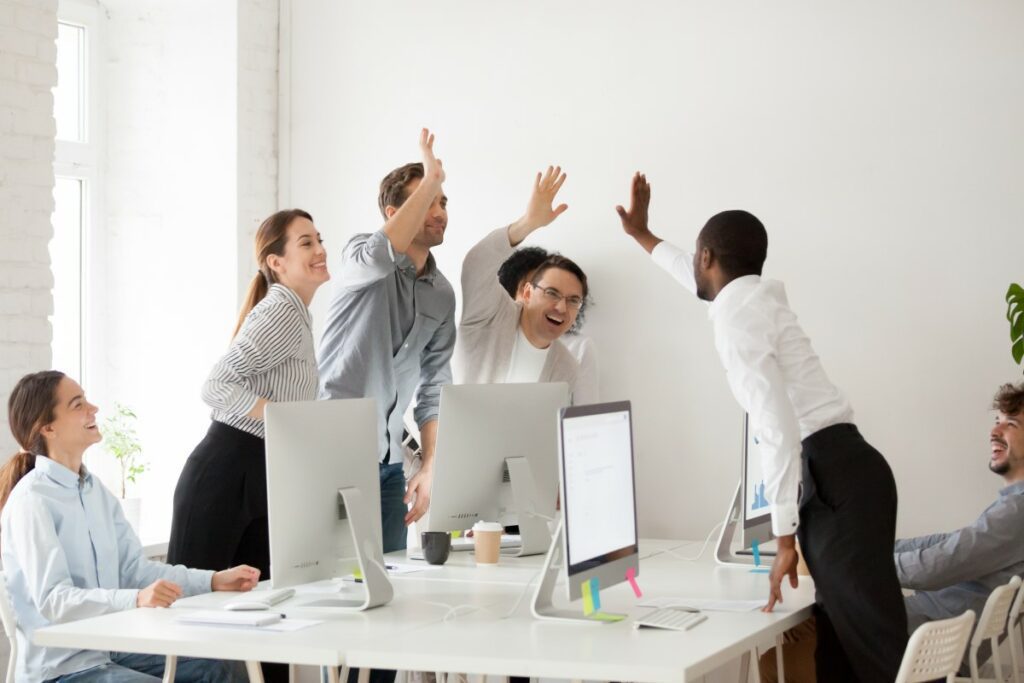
797 423 908 683
167 421 286 683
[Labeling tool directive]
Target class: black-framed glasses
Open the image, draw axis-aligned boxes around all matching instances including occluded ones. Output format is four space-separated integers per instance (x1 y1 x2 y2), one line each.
532 283 583 310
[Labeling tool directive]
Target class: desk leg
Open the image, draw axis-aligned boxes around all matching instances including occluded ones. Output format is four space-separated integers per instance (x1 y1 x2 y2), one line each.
162 655 177 683
737 649 753 683
357 668 371 683
775 633 786 682
246 660 265 683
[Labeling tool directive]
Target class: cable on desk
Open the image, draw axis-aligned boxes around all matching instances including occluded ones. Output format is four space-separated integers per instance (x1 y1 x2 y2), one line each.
643 521 724 562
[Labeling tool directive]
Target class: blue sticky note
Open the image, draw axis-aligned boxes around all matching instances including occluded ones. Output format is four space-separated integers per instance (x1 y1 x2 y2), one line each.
751 539 761 567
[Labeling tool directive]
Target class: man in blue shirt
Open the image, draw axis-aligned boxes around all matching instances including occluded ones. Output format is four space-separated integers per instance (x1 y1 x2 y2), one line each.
318 129 456 554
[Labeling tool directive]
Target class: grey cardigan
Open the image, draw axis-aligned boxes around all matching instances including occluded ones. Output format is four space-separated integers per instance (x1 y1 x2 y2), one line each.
453 227 594 405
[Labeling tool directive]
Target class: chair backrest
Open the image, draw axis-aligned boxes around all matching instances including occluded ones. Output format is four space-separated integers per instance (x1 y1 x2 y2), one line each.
895 610 976 683
0 570 19 683
1007 575 1024 632
973 575 1022 645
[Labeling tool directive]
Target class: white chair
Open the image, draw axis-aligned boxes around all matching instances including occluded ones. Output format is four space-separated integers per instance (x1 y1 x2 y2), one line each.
0 572 18 683
1004 577 1024 683
896 610 976 683
956 575 1023 683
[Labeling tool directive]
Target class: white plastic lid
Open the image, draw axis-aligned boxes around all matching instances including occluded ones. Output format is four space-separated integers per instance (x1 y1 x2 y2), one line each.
472 521 503 533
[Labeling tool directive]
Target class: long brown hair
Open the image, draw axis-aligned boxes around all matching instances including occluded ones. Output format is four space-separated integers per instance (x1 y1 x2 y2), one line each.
0 370 65 512
233 209 314 338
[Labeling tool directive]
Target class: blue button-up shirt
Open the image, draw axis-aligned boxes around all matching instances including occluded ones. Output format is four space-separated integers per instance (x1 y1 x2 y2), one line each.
0 456 214 682
318 231 457 462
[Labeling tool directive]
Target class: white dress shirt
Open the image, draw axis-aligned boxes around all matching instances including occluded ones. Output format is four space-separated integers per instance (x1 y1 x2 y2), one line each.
0 456 214 681
652 241 853 535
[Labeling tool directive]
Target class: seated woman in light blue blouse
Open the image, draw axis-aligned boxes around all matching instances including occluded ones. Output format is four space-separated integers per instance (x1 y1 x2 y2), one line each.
0 371 260 682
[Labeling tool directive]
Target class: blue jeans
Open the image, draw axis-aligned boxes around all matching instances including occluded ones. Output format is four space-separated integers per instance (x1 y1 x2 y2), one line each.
48 652 247 682
379 462 407 553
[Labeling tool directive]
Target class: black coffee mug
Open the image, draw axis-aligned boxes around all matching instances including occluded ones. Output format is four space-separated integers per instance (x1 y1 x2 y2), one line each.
420 531 451 565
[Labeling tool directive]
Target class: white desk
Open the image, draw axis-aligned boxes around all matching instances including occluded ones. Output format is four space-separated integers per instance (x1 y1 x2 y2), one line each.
33 539 815 682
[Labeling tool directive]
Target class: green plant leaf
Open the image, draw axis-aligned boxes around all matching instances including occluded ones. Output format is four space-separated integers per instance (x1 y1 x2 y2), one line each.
1014 338 1024 365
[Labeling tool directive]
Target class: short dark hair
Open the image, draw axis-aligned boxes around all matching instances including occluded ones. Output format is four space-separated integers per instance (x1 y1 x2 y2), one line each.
697 210 768 278
993 382 1024 416
498 246 549 298
378 162 424 219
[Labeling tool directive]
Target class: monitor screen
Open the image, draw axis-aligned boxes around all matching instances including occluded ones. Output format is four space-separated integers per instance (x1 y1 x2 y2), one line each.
561 403 638 573
742 413 771 525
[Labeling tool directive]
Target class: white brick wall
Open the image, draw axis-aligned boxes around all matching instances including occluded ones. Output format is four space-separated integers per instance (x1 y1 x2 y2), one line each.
0 0 56 459
237 0 280 305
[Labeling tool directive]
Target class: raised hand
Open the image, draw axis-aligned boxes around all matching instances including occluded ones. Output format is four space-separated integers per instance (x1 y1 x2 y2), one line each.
212 565 261 592
419 128 445 187
136 579 183 608
509 166 568 245
615 172 661 254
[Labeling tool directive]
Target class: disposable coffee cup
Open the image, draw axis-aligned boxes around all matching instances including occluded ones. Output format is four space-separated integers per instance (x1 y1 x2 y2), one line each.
420 531 451 565
472 521 503 565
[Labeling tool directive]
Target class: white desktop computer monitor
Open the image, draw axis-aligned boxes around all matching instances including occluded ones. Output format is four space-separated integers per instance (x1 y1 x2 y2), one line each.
264 398 393 609
741 413 774 549
425 382 570 556
532 400 639 622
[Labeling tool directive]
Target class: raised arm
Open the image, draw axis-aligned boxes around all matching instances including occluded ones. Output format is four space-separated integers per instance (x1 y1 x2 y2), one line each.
461 167 569 327
383 128 446 254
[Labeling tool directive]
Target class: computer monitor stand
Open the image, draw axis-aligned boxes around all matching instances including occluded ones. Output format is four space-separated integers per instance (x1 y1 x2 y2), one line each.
530 518 599 624
715 481 776 567
505 456 553 557
296 487 393 610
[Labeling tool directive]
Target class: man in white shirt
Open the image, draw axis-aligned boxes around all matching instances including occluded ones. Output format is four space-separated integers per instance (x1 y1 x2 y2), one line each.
616 173 907 682
453 167 596 405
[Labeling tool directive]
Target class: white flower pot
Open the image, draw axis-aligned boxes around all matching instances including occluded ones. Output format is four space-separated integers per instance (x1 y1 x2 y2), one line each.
120 497 142 536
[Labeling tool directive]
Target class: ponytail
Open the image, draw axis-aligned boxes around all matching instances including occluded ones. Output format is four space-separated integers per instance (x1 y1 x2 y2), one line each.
232 209 313 339
2 370 64 514
0 451 37 513
233 271 271 339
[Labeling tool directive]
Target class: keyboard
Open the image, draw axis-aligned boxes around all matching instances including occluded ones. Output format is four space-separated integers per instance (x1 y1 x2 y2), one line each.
223 588 295 611
634 607 707 631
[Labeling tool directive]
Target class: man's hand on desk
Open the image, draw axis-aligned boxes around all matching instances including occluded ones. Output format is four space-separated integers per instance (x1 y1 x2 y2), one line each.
212 565 261 592
763 534 799 613
404 464 433 525
137 579 183 608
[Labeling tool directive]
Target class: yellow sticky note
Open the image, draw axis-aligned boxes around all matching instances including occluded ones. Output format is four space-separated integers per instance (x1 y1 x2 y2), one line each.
581 580 596 616
588 611 626 623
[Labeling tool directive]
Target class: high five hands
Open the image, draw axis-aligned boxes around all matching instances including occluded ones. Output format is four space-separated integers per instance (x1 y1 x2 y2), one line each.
616 172 662 254
509 166 569 246
419 128 445 188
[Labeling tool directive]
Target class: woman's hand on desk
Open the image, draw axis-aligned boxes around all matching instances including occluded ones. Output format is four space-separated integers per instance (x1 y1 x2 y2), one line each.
212 565 261 592
137 579 183 608
763 535 800 613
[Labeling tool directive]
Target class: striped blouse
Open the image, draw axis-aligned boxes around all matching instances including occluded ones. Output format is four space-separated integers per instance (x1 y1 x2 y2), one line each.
202 283 318 438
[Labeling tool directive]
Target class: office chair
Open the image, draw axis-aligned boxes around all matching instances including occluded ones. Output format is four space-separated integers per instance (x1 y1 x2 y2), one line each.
956 575 1022 683
895 610 975 683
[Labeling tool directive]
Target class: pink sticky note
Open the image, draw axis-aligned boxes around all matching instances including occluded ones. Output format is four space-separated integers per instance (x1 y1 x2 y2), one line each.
626 567 642 598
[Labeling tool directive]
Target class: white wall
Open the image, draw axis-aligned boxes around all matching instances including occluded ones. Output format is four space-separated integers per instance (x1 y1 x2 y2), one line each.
0 0 57 458
285 1 1024 540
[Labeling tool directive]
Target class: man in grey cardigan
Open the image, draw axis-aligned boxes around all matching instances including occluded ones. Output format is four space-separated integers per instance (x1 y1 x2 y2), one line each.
453 166 596 405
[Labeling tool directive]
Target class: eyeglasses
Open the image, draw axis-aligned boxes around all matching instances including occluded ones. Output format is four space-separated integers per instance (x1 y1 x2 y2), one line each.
531 283 584 310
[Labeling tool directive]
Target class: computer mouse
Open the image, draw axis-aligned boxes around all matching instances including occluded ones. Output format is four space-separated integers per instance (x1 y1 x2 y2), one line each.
223 599 270 611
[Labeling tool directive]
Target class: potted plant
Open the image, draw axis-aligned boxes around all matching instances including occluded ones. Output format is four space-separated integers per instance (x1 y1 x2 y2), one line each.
1009 283 1023 373
101 403 148 534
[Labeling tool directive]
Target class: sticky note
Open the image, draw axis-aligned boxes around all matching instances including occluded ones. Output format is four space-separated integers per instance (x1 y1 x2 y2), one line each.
587 611 626 623
352 568 363 582
581 577 601 615
751 539 761 567
626 567 643 598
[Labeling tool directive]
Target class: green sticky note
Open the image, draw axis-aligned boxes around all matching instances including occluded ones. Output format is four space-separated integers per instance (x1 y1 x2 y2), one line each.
352 568 363 582
588 611 626 623
581 580 596 616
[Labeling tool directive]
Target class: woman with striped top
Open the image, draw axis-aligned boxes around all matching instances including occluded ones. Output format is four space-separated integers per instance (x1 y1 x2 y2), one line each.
167 209 329 582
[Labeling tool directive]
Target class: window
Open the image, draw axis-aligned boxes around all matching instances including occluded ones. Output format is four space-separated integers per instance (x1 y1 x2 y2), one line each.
52 1 101 381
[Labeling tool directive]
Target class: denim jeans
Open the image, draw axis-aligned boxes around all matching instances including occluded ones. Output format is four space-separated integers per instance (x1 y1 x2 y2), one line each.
379 461 408 553
48 651 246 682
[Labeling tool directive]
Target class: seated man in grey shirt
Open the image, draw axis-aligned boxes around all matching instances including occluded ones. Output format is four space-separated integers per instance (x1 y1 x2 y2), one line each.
761 381 1024 682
